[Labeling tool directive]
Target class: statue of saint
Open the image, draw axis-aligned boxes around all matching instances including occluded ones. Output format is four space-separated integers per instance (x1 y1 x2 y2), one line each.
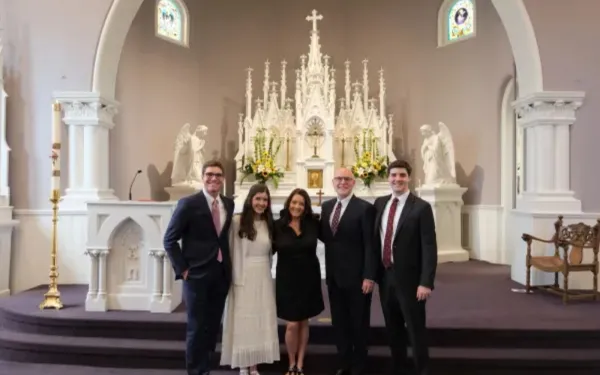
419 122 456 187
171 124 208 188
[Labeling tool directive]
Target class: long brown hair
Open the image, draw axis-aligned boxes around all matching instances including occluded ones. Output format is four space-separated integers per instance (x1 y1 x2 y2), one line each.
239 183 274 241
281 188 314 225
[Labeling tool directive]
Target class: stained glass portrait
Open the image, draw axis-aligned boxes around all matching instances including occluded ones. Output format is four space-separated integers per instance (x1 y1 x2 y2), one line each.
448 0 474 41
156 0 186 45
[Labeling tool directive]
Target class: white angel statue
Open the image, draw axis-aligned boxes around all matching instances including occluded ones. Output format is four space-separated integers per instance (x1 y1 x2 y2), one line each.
171 124 208 188
419 122 456 186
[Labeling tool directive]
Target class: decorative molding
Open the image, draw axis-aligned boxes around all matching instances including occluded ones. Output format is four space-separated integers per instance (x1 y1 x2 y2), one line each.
513 91 585 128
53 91 119 129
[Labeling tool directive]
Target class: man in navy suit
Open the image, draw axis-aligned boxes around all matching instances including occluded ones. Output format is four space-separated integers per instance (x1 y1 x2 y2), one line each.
373 160 437 375
163 160 235 375
319 167 376 375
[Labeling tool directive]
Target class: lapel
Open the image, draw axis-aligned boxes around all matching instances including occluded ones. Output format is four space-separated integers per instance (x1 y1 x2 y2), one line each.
220 194 233 235
322 199 334 237
393 192 415 242
375 194 391 234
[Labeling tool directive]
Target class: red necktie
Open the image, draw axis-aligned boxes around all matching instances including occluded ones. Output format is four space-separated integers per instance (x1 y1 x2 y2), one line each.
330 201 342 235
382 198 399 268
212 199 222 262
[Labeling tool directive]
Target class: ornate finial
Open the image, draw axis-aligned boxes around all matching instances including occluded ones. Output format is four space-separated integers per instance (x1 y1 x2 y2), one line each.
306 9 323 32
270 81 278 92
352 81 362 92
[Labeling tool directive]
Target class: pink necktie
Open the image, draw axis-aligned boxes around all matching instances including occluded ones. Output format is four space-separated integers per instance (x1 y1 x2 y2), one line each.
212 199 222 262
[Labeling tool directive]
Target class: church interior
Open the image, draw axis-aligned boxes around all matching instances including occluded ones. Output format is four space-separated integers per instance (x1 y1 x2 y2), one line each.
0 0 599 373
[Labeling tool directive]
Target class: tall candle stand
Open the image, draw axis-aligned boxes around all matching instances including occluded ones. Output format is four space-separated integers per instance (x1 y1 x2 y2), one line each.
40 102 63 310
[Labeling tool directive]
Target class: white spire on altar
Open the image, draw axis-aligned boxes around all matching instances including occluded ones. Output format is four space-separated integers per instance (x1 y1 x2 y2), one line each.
234 9 397 204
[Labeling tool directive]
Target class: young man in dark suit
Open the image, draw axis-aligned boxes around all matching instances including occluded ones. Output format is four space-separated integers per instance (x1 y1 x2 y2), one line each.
163 160 235 375
373 160 437 375
319 167 376 375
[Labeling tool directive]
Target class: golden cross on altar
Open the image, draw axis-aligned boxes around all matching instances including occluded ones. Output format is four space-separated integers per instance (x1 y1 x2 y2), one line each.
316 189 324 206
306 9 323 32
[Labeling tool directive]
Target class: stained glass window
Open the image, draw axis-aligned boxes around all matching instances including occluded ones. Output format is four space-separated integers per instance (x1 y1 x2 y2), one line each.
448 0 474 41
155 0 189 47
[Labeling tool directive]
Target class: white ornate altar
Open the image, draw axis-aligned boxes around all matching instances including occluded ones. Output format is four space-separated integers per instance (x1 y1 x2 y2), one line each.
0 36 18 298
234 10 396 205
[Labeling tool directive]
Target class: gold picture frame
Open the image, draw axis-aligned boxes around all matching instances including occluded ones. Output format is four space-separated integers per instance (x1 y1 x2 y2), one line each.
307 169 323 189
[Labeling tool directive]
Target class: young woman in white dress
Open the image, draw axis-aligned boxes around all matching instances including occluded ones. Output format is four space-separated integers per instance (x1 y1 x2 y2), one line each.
221 183 280 375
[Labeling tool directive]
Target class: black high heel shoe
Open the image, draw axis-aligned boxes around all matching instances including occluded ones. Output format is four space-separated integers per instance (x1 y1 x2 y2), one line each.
285 365 297 375
295 367 304 375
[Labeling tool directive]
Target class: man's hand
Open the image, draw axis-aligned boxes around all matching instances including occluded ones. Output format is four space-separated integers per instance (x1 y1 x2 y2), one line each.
182 269 189 280
362 279 374 294
416 286 431 301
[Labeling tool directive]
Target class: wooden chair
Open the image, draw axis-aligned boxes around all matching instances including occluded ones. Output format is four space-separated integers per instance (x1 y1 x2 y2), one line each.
522 215 600 304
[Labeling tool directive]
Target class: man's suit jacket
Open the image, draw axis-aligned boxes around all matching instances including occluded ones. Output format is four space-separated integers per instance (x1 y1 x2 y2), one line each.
319 195 377 288
373 192 437 293
163 191 235 281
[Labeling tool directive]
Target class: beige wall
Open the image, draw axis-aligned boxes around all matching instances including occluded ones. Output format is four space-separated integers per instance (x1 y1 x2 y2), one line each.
2 0 600 210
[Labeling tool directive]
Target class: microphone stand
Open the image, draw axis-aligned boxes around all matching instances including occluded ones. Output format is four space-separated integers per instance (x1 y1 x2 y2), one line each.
128 169 142 200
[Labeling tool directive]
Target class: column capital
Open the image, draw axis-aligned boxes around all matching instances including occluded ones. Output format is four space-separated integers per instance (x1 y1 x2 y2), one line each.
512 91 585 128
53 91 119 129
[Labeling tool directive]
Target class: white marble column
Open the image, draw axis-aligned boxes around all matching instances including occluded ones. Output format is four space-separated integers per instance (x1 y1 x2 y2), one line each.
512 91 584 213
54 92 119 209
85 249 108 311
509 91 586 288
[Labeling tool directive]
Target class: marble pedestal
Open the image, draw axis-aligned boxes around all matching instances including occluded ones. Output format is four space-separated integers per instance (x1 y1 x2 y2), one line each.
416 184 469 263
165 184 202 201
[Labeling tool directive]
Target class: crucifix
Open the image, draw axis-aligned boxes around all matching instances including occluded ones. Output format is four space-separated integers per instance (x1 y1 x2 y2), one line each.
316 189 324 206
306 9 323 32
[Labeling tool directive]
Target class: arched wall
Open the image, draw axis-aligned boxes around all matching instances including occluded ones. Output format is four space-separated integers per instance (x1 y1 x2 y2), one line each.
92 0 544 100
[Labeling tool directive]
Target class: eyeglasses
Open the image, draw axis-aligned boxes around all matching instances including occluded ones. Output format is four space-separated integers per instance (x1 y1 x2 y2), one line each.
204 172 224 178
333 177 353 182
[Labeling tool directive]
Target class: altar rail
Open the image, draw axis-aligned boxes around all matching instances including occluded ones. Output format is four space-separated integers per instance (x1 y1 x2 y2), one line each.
85 201 325 313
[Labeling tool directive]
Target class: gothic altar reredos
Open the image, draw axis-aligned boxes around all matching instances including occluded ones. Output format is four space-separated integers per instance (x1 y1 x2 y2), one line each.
234 10 397 205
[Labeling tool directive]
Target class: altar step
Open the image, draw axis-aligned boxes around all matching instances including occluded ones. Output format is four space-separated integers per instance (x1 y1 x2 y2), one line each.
1 328 600 374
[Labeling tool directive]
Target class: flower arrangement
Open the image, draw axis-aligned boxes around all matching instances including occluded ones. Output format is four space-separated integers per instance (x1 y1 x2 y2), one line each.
351 129 388 188
240 128 284 188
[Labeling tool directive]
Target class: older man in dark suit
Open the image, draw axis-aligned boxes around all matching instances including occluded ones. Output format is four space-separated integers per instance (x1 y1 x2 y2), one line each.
373 159 437 375
163 160 235 375
319 167 376 375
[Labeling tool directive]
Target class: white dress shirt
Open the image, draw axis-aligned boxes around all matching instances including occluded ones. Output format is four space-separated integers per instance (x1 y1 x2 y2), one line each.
329 194 353 228
379 191 409 263
204 189 226 233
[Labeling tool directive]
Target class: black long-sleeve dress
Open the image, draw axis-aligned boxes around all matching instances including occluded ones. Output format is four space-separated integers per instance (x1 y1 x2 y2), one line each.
273 212 324 322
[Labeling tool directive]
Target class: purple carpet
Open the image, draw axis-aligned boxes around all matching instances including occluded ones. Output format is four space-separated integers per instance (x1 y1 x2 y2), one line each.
0 260 599 374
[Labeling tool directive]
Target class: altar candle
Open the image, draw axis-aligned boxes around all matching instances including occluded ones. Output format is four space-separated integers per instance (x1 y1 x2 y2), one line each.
51 102 61 192
52 101 61 144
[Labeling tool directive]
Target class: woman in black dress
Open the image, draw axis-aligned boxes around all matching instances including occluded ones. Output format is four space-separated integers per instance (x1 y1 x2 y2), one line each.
273 188 324 375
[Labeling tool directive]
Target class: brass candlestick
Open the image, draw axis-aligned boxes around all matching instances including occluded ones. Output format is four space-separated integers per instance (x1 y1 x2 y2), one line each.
40 188 63 310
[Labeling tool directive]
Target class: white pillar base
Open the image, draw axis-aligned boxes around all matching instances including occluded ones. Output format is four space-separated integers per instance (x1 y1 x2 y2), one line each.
516 191 582 213
416 184 469 264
